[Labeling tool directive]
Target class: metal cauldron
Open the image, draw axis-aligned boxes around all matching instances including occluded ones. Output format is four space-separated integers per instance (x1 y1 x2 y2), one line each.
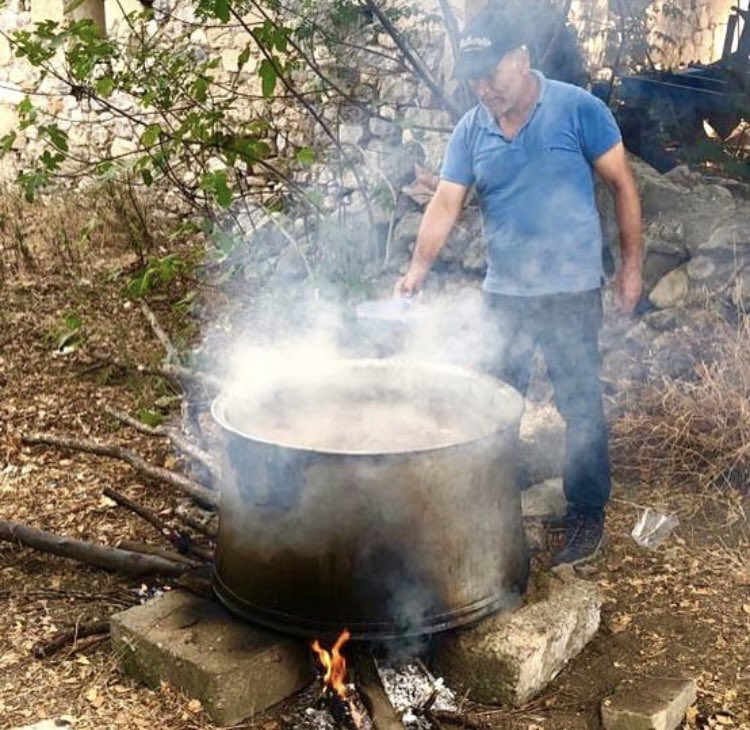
212 359 528 640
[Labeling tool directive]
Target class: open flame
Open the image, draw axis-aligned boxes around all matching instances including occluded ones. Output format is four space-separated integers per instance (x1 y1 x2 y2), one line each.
311 628 351 698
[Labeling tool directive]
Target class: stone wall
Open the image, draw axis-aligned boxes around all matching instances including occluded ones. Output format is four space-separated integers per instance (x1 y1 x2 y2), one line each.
0 0 741 189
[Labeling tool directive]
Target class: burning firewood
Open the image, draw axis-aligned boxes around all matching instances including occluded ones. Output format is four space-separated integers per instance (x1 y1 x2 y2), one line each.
311 631 404 730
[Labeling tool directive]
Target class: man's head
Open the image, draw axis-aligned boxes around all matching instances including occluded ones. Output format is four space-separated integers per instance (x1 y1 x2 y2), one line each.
456 8 533 118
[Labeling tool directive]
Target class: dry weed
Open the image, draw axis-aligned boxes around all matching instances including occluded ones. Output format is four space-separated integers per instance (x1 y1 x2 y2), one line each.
612 314 750 495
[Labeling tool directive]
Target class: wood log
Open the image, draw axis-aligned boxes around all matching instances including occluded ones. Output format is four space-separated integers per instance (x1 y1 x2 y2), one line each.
22 432 217 508
350 649 404 730
0 520 193 576
116 539 198 566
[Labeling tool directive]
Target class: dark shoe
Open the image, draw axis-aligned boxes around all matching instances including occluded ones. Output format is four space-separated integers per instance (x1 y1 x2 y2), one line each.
543 507 582 532
551 511 604 566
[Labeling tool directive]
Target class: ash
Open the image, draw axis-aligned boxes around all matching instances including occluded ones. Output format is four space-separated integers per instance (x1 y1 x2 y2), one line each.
296 662 456 730
377 660 457 729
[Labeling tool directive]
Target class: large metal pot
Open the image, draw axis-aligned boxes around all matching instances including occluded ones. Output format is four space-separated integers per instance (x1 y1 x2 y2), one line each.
212 359 528 640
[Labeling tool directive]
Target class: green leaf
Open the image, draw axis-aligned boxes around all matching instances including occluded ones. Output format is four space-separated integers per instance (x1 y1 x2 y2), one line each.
295 147 315 165
201 170 232 208
45 125 69 152
141 123 161 147
0 131 17 154
258 59 277 98
213 0 230 22
192 76 209 103
137 408 164 427
95 76 115 97
140 168 153 186
237 44 251 70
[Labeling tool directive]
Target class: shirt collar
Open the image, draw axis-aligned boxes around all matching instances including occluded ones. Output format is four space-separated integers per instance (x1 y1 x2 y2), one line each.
477 69 547 130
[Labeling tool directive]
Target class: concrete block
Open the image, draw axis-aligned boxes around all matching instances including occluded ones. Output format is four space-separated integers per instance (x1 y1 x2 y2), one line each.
111 590 313 726
521 478 566 520
432 571 601 706
601 677 697 730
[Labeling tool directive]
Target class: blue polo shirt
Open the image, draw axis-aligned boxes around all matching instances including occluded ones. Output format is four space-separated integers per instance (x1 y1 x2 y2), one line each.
440 72 621 296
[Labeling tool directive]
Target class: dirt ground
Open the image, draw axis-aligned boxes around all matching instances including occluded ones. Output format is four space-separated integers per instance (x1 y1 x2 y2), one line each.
1 245 749 730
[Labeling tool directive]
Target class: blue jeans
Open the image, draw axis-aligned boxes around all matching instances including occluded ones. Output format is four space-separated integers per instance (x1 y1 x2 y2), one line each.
483 289 611 515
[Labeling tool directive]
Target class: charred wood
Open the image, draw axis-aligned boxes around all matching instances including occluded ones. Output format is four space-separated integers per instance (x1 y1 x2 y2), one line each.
103 487 213 561
32 620 110 659
350 649 404 730
0 520 192 576
22 432 217 508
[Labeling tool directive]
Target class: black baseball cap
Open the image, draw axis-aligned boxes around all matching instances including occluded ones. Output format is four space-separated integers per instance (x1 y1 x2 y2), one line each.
454 7 527 80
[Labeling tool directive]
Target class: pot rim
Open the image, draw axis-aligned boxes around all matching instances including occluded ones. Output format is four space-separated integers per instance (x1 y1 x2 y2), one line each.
211 357 524 457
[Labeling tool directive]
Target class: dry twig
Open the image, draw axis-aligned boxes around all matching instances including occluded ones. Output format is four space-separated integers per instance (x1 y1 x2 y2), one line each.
23 432 217 508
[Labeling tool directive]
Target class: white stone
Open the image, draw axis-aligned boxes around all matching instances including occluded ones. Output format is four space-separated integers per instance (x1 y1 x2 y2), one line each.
601 677 697 730
649 267 689 309
337 123 364 147
521 478 567 520
433 571 602 706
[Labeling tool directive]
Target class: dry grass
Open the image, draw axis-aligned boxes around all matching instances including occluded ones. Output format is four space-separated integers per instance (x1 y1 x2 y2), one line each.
612 314 750 497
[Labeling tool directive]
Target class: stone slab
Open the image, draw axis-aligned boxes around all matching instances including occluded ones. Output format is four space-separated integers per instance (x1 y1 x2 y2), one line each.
521 478 567 520
518 411 565 487
432 569 601 706
601 677 697 730
110 590 313 726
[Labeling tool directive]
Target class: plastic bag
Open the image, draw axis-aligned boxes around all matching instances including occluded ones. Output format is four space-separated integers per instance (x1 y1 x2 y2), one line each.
630 507 679 549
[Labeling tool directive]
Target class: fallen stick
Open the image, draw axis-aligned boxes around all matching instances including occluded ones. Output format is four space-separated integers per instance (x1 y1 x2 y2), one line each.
0 520 192 576
116 539 199 566
174 503 219 538
23 432 217 508
104 487 213 561
140 300 180 364
32 620 110 659
105 407 220 484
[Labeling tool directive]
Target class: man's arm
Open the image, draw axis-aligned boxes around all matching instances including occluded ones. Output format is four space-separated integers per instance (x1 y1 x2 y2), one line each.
394 180 470 296
593 141 643 314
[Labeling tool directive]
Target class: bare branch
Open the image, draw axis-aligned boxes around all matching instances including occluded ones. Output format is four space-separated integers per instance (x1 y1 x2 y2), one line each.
22 432 217 508
105 407 220 483
0 520 192 576
140 300 180 365
32 621 111 659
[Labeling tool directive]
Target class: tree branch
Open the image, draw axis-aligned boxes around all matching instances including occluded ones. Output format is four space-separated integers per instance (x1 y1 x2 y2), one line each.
0 520 192 576
362 0 462 122
22 432 217 508
104 407 220 484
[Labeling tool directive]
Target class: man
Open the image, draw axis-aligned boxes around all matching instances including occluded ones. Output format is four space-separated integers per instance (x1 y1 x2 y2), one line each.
394 7 643 566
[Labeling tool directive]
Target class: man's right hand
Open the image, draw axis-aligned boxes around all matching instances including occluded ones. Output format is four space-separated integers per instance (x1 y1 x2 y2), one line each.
393 266 427 298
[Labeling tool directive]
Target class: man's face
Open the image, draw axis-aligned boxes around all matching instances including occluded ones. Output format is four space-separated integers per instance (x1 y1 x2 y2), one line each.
468 47 528 118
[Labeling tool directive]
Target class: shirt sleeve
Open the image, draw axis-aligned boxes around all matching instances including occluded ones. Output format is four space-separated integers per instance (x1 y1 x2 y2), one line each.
440 117 476 186
577 92 622 163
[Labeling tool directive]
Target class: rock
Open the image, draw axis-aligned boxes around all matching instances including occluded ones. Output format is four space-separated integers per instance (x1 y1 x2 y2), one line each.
601 677 697 730
337 123 365 147
391 211 422 257
703 220 750 250
369 116 399 138
642 238 689 293
432 571 602 706
649 267 689 309
521 478 566 520
110 590 312 727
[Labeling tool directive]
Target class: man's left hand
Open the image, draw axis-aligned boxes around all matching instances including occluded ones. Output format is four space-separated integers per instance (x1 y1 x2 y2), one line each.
614 266 643 314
